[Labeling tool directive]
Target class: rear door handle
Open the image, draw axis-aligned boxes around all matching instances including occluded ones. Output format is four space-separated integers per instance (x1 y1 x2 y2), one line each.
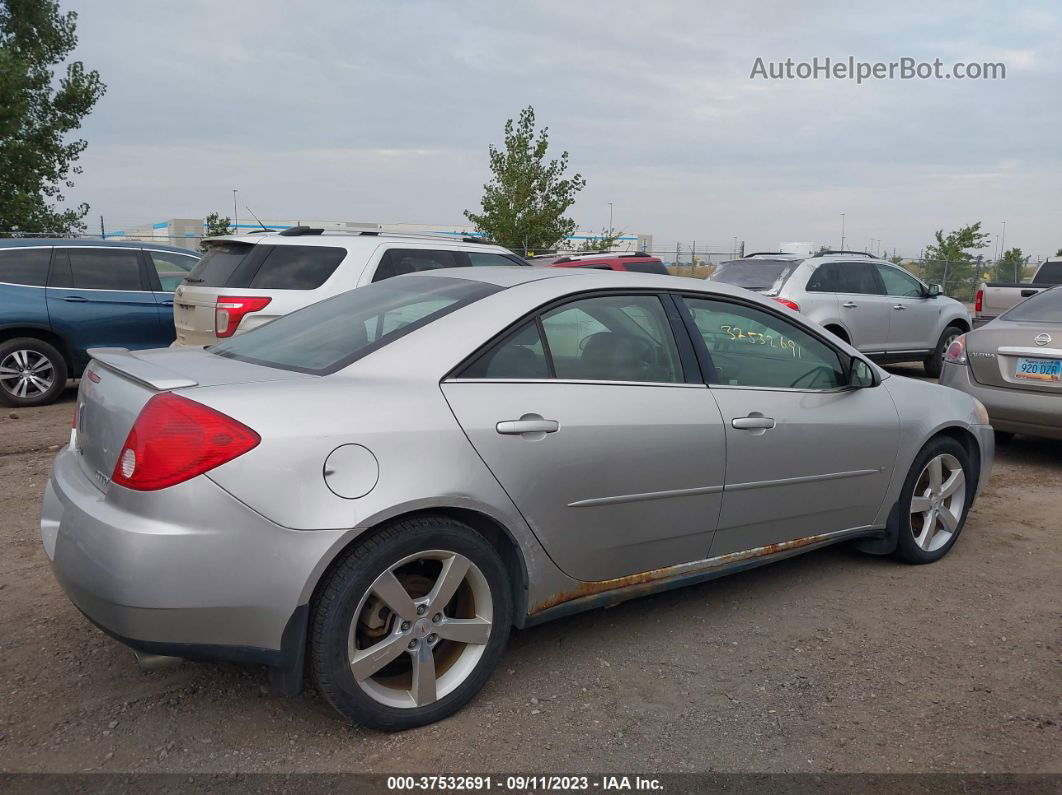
732 416 776 430
892 304 906 311
62 295 88 303
842 301 859 308
1020 289 1038 297
160 300 174 306
496 418 559 435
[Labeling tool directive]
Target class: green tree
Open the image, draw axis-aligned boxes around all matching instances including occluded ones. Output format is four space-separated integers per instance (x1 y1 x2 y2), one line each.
1055 247 1062 256
464 106 586 253
996 247 1027 283
576 227 625 252
921 222 990 300
0 0 105 236
888 254 904 265
204 211 233 237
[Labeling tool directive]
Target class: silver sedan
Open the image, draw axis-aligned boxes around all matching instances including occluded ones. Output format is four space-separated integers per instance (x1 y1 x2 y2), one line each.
41 267 994 730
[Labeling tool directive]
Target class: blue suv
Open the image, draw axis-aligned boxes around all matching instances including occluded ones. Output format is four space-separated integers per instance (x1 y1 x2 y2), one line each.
0 239 199 407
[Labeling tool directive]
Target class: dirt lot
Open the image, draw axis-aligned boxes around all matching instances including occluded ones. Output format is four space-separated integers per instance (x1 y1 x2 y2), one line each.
0 371 1059 775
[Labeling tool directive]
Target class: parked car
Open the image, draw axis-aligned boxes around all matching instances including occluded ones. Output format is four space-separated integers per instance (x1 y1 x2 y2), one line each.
941 286 1062 441
172 228 526 346
709 251 972 377
975 256 1062 325
0 239 199 407
43 266 993 730
532 251 669 274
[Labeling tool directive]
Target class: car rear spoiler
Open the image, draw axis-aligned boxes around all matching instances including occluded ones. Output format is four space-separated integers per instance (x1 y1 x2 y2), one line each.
87 348 199 390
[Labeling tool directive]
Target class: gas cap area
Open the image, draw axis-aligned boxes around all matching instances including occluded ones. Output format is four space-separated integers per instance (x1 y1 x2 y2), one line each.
322 444 379 499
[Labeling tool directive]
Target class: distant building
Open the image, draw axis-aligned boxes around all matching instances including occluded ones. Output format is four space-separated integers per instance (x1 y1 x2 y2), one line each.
107 218 652 255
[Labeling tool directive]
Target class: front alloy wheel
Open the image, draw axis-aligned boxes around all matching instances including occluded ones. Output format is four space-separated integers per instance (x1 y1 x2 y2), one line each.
310 517 512 731
894 437 974 563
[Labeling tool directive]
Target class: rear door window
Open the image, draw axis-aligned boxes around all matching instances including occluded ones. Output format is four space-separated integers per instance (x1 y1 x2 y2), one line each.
840 262 885 295
806 262 845 292
50 248 144 290
0 248 51 286
465 251 526 267
247 246 345 289
372 249 461 282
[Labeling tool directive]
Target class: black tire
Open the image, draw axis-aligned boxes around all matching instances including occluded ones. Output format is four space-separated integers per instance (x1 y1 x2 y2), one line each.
0 337 68 408
994 430 1015 445
309 515 512 731
893 436 975 564
923 325 964 379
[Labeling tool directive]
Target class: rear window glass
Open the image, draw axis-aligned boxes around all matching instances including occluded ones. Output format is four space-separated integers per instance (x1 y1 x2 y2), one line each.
372 249 460 282
709 259 798 291
0 248 51 286
623 260 668 275
249 246 345 289
1035 261 1062 284
186 242 254 287
1001 287 1062 322
211 275 500 374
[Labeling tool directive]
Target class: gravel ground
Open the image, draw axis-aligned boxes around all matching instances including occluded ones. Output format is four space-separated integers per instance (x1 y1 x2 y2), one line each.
0 371 1059 774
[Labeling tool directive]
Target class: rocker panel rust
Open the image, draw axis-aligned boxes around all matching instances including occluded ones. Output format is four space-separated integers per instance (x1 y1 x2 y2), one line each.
530 527 873 615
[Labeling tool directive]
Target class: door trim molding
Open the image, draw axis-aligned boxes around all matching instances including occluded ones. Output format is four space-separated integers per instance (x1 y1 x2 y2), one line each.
568 483 723 508
725 468 881 492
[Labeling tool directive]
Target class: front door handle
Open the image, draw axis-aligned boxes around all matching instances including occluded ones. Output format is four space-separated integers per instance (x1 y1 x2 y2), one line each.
496 417 559 435
732 415 776 430
62 295 88 303
892 304 906 311
842 301 859 309
160 300 174 306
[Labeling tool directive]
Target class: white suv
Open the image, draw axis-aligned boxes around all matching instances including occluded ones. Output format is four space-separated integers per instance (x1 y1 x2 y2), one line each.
172 228 527 346
708 251 972 377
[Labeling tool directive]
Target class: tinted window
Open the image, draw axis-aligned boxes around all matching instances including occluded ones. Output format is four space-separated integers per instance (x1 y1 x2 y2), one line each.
1001 287 1062 322
839 262 885 295
466 251 524 267
807 262 845 292
461 321 550 379
683 297 845 390
0 248 51 286
212 275 498 374
1035 261 1062 284
373 249 460 282
709 259 799 291
623 260 669 275
187 242 254 286
876 264 923 297
541 295 683 383
248 245 345 290
149 251 199 291
52 248 143 291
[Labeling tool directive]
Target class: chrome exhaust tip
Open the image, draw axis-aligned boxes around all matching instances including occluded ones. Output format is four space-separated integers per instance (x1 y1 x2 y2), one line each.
134 651 183 671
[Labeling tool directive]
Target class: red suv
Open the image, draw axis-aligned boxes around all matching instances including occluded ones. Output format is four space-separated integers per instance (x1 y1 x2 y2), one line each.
533 252 669 275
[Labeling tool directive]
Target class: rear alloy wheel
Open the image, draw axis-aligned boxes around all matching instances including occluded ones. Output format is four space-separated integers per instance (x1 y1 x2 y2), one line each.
923 325 963 378
893 437 974 563
0 338 68 408
310 517 512 731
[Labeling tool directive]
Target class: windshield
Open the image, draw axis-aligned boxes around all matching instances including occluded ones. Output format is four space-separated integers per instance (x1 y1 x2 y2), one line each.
1001 287 1062 323
709 259 799 292
211 274 501 374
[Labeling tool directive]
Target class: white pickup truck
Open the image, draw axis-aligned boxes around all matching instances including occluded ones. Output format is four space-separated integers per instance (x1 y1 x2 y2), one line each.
976 256 1062 324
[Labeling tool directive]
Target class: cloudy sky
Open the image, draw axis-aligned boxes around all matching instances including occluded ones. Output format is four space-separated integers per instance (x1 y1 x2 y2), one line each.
63 0 1060 258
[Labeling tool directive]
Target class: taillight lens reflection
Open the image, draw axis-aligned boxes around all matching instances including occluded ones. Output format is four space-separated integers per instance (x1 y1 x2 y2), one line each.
944 334 967 365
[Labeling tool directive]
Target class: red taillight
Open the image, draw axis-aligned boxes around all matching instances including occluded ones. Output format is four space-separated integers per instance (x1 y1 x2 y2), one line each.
975 289 983 314
944 334 967 365
215 296 271 338
771 297 800 311
111 393 260 491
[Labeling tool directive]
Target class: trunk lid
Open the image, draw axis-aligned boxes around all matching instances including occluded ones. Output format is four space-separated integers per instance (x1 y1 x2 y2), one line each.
967 323 1062 396
74 347 311 492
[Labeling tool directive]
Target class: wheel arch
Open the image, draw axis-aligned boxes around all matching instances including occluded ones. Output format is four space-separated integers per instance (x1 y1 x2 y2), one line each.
0 326 76 374
823 322 850 344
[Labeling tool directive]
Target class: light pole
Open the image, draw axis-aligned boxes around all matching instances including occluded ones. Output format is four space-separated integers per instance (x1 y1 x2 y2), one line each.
608 203 613 239
840 213 846 250
233 189 238 233
999 220 1006 259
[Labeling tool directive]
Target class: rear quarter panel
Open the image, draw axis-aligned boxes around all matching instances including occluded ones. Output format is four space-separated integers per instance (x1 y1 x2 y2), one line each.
0 283 50 331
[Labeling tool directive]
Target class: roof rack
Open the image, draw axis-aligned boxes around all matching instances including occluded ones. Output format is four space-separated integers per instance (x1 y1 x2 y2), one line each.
552 251 654 263
817 250 877 258
742 251 790 258
276 227 494 244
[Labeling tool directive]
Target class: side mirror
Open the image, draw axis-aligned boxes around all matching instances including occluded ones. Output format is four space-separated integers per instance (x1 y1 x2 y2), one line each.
926 283 943 298
848 357 878 388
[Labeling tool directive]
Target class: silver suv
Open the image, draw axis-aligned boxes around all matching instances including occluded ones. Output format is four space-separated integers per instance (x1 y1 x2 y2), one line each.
709 251 972 377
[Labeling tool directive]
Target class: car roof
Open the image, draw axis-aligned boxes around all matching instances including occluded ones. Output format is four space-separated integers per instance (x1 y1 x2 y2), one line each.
202 231 514 253
0 238 197 255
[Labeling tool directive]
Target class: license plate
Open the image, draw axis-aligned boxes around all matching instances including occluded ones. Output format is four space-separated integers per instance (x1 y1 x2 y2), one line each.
1015 357 1061 382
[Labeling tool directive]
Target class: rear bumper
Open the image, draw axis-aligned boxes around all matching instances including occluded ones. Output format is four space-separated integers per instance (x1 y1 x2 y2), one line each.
940 362 1062 440
41 446 348 676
